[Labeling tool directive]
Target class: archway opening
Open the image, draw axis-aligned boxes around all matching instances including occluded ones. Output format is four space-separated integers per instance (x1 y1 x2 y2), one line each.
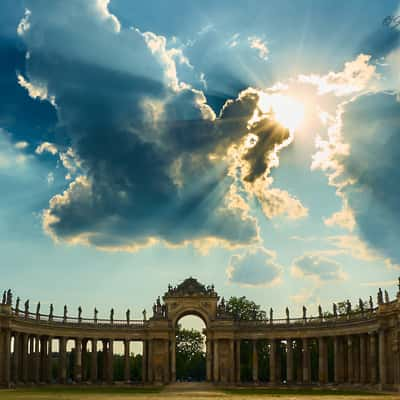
175 314 206 382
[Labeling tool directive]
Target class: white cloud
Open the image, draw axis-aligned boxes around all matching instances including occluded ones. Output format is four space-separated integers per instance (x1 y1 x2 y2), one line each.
17 8 31 36
15 141 29 150
299 54 378 96
291 253 347 284
17 74 54 104
248 36 269 60
227 247 283 287
35 142 58 155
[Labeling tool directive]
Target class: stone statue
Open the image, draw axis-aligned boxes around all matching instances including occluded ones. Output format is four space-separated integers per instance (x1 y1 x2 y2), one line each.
2 291 6 304
161 304 166 318
369 296 373 310
168 284 172 292
346 299 351 314
142 309 147 321
36 301 41 319
384 290 389 303
6 289 12 305
398 277 400 293
78 306 82 322
285 307 289 322
302 305 307 320
110 308 114 323
126 309 130 324
63 305 67 322
318 305 323 319
49 304 54 321
24 299 29 316
269 307 273 323
378 288 383 305
359 298 364 313
16 297 20 313
333 303 337 317
94 307 98 323
152 303 157 316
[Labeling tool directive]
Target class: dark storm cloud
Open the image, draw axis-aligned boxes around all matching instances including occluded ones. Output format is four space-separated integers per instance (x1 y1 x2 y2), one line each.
339 93 400 263
18 0 292 250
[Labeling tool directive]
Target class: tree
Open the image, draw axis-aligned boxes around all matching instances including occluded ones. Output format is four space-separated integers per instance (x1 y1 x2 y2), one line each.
226 296 266 320
176 327 205 381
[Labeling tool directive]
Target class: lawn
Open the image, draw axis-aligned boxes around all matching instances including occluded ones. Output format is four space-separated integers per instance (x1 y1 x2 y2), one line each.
0 386 397 400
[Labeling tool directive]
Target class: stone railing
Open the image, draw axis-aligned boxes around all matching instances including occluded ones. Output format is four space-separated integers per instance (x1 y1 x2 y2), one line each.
11 308 147 328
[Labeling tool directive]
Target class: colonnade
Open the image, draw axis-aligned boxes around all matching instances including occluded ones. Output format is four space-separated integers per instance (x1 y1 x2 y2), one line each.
4 333 147 385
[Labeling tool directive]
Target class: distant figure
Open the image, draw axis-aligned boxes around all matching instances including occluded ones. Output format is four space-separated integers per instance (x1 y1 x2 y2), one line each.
78 306 82 323
110 308 114 323
302 305 307 320
384 290 389 303
369 296 373 310
15 297 20 315
346 299 351 314
49 304 54 321
6 289 12 305
24 299 29 317
126 309 130 324
378 288 383 305
285 307 290 323
94 307 98 323
333 303 337 317
63 305 68 322
142 309 147 321
36 302 41 320
359 298 364 313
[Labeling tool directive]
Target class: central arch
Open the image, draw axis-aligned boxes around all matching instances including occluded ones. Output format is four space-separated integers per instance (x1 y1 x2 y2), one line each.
175 314 207 382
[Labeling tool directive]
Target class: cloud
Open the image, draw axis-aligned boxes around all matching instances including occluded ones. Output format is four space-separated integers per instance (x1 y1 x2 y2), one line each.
227 247 283 287
298 54 378 96
0 130 28 169
19 1 296 251
313 92 400 265
248 36 269 60
291 253 347 284
15 141 29 150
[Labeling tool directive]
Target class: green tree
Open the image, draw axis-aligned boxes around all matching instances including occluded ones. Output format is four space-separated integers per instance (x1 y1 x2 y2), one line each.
176 328 206 381
226 296 266 320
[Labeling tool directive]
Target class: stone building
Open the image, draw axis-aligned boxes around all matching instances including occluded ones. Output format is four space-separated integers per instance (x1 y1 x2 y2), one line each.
1 277 400 391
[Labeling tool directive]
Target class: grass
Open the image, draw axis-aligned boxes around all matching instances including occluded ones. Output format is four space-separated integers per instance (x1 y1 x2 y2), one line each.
223 388 387 396
0 386 396 400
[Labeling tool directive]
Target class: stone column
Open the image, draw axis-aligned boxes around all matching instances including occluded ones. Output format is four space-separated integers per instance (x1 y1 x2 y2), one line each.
318 337 328 384
12 332 20 383
270 339 277 384
102 340 108 382
360 334 367 384
147 339 152 383
252 340 258 382
171 337 177 382
333 336 343 384
205 338 211 382
235 339 241 383
74 338 82 383
142 340 147 383
47 337 53 383
29 336 35 382
379 330 386 386
302 338 310 384
81 340 87 382
124 339 130 383
3 330 11 386
40 337 47 382
107 339 114 384
229 339 235 383
286 339 293 384
59 337 67 384
347 336 353 383
90 339 97 383
34 335 40 384
369 333 377 384
213 339 219 382
21 333 28 383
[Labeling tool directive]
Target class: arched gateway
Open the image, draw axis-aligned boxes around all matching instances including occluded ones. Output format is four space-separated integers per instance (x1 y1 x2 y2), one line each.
1 277 400 391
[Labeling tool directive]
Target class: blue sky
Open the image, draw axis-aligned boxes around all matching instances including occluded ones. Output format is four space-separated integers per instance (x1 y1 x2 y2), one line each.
1 0 400 323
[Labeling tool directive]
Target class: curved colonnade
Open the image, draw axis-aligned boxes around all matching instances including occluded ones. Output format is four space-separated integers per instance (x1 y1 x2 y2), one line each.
1 277 400 391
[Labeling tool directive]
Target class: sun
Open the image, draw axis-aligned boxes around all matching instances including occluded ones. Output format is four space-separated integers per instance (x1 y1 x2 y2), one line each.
258 92 305 132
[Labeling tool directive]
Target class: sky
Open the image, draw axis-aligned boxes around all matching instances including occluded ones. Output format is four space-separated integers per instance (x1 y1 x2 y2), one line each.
1 0 400 325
